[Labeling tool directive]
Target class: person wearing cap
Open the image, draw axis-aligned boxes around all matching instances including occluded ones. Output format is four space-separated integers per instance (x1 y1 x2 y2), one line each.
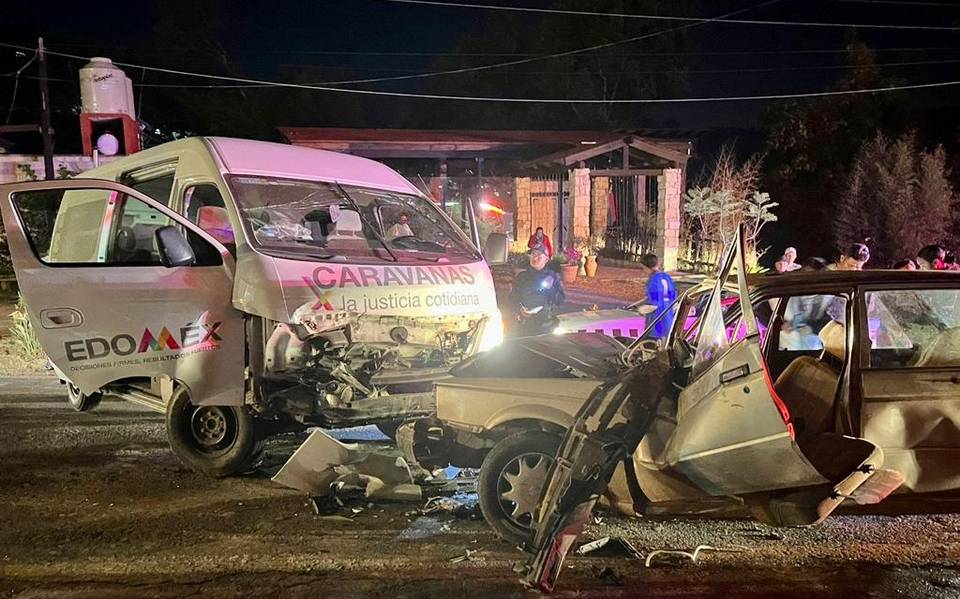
827 243 870 271
775 247 801 273
508 246 565 336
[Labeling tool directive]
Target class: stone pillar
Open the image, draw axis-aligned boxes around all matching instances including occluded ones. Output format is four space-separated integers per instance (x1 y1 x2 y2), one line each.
569 167 591 246
656 168 682 271
590 176 609 238
514 177 532 250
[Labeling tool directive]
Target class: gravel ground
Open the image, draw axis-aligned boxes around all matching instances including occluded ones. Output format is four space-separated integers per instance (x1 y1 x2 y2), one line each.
1 382 959 598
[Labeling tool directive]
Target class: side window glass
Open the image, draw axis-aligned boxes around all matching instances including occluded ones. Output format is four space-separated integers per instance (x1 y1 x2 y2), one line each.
14 188 112 263
110 196 171 264
9 187 212 267
867 289 960 368
779 295 847 351
183 184 234 247
129 173 175 205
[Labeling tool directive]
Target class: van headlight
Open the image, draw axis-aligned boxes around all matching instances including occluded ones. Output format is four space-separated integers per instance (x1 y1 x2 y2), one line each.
478 312 505 351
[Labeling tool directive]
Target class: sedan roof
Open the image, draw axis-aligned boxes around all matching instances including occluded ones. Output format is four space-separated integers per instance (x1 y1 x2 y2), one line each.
742 270 960 296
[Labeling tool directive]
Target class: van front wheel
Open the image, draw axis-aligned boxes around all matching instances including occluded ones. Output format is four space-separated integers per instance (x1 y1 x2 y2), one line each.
166 386 263 478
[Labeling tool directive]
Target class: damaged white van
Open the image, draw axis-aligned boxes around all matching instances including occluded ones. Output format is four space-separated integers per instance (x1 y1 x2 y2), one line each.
0 137 505 476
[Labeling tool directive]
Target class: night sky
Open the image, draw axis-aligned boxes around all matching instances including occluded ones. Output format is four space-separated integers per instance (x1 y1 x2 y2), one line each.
2 0 959 152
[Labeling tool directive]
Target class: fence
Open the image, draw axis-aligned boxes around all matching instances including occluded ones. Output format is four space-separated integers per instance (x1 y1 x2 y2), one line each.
677 234 724 273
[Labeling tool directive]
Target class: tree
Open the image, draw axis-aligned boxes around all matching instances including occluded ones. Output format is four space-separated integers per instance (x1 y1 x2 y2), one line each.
762 40 910 260
682 145 777 270
423 0 693 129
835 132 956 266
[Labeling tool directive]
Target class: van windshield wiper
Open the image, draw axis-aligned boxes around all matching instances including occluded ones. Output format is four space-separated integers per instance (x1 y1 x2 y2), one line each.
334 183 398 263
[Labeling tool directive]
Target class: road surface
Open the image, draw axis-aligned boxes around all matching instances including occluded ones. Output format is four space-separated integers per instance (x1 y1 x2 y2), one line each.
1 379 959 598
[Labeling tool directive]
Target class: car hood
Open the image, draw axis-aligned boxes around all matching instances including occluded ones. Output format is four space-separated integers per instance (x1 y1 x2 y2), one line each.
556 308 645 337
452 332 627 379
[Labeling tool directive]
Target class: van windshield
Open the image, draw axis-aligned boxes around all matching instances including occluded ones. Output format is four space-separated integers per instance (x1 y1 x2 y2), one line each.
227 175 479 263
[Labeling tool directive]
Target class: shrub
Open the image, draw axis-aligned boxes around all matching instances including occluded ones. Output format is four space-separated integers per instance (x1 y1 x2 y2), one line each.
9 296 44 362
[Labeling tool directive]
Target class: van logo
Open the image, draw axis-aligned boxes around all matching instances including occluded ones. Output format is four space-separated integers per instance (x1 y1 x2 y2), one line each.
64 322 222 362
302 276 336 311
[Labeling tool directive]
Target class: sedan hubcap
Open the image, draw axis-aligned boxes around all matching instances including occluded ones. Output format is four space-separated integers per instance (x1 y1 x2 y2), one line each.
498 452 554 527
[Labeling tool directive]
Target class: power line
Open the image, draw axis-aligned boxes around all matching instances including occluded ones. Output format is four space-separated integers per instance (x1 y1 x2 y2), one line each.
125 57 960 89
0 1 784 91
1 40 958 104
5 50 37 125
380 0 960 31
828 0 960 6
260 0 787 86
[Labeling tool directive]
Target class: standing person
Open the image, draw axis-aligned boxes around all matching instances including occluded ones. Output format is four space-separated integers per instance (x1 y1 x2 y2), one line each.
827 243 870 271
508 247 564 336
775 247 801 272
916 245 945 270
527 226 553 258
386 212 414 240
640 253 677 340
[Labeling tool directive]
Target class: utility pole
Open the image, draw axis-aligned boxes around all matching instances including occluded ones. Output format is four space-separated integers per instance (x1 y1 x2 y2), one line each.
37 38 55 180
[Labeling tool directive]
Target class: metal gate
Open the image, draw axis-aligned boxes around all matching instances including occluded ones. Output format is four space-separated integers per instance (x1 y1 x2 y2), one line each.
599 174 659 261
531 173 567 250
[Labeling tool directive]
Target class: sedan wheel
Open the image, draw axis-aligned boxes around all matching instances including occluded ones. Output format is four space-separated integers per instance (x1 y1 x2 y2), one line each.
478 431 561 546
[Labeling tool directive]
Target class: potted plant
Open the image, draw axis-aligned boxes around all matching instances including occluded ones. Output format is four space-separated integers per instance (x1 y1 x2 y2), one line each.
584 234 603 278
559 246 581 284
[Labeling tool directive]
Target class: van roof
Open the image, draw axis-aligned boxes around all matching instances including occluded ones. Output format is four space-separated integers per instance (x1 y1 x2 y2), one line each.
80 137 422 196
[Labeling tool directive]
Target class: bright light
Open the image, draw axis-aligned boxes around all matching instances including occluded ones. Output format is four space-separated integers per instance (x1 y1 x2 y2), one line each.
478 311 505 351
478 201 505 215
552 326 566 335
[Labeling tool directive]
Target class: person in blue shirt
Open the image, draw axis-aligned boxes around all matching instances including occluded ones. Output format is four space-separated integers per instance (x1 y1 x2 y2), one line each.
641 253 677 340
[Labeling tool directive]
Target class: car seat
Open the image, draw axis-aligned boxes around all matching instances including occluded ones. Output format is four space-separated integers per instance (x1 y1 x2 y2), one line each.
773 320 846 438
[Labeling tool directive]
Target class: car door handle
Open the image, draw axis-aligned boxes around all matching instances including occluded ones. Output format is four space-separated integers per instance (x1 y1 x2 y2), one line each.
39 308 83 329
720 364 750 384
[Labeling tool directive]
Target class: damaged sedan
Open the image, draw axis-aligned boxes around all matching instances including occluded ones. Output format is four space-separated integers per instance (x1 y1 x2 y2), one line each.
403 227 960 591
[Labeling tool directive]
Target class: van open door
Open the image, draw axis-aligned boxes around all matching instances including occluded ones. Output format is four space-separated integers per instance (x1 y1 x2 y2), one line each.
0 179 245 409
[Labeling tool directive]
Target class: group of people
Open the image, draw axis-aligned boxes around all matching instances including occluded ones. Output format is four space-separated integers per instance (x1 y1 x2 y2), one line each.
512 225 676 338
774 242 960 273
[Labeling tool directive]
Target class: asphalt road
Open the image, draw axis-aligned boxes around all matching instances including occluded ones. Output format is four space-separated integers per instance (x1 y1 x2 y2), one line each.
1 379 960 598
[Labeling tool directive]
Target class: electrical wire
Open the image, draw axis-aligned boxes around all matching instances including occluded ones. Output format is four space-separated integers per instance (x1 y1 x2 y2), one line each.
379 0 960 30
262 0 787 86
1 41 958 104
5 49 38 125
126 57 960 89
828 0 960 6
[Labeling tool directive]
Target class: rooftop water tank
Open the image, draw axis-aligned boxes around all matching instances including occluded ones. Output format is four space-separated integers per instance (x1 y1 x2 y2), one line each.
79 57 135 118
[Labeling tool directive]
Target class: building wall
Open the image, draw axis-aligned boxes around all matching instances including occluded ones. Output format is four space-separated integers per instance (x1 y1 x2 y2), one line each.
656 168 683 271
0 154 119 184
590 176 609 239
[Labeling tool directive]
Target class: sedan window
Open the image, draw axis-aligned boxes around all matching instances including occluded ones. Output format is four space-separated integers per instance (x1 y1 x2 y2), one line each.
867 289 960 368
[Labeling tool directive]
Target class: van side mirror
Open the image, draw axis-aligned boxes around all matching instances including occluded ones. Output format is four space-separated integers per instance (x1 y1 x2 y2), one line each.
156 226 196 267
482 233 509 265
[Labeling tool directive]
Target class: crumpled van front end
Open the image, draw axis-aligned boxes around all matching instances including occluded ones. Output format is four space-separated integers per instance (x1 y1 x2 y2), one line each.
211 141 504 429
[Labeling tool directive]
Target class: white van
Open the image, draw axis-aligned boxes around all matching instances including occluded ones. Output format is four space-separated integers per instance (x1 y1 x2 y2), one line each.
0 137 506 476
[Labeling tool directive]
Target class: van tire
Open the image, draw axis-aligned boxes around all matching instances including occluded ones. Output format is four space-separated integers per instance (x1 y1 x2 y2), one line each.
478 431 561 547
165 386 263 478
67 383 102 412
